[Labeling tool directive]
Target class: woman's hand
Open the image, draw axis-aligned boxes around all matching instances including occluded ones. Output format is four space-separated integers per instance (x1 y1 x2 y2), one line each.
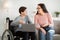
19 20 25 24
42 24 48 27
40 28 46 35
36 26 40 30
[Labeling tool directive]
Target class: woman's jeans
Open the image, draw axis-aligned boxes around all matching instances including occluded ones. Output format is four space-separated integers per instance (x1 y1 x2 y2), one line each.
39 26 55 40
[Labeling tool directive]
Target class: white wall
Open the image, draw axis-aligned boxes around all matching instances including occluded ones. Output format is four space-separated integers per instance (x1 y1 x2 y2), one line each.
0 0 60 36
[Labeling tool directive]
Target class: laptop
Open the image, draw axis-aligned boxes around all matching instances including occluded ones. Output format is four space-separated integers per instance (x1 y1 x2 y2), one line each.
15 24 36 32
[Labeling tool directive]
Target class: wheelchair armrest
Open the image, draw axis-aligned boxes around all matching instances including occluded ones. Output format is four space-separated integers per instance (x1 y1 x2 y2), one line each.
10 25 18 31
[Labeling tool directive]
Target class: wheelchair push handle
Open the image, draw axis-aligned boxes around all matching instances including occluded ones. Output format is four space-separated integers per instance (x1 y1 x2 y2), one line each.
6 17 10 23
6 17 10 29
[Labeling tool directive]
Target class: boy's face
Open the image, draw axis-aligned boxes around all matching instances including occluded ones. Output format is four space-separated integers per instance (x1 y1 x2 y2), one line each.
21 9 27 16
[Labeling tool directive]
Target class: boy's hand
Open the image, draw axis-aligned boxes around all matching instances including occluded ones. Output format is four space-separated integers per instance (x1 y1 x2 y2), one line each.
19 20 25 24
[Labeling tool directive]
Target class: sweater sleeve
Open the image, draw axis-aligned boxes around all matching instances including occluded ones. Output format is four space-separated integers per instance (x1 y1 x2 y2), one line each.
34 15 40 28
47 13 54 26
27 16 32 24
11 16 20 26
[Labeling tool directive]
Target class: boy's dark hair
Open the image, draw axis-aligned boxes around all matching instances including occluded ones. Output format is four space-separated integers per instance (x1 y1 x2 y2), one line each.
19 6 27 14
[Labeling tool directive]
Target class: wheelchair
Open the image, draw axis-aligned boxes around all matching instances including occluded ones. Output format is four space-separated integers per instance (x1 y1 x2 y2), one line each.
1 17 38 40
1 17 14 40
2 17 26 40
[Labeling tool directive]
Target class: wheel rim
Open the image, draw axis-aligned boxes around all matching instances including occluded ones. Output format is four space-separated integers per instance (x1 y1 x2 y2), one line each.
2 30 14 40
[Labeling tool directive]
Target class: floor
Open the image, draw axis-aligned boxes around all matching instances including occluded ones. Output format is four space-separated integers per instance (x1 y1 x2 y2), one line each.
0 36 60 40
0 36 1 40
0 36 31 40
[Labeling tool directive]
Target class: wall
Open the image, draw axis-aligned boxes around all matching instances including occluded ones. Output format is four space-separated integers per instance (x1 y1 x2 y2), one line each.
0 0 60 36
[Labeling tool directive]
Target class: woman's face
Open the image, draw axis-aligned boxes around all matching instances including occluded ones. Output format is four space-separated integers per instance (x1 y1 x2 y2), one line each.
37 5 43 14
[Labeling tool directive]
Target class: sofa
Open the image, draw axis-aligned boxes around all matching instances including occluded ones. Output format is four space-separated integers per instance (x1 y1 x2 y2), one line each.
53 20 60 40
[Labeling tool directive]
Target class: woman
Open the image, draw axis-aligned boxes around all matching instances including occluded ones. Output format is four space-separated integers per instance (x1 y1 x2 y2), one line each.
34 3 55 40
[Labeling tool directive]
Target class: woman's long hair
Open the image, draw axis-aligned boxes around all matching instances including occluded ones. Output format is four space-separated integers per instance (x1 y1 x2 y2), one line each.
36 3 48 15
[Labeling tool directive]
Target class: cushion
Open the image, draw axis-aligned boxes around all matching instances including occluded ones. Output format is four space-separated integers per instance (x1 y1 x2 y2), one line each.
53 20 60 34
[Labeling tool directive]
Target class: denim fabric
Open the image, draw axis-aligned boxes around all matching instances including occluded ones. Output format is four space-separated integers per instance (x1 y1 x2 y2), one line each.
39 26 55 40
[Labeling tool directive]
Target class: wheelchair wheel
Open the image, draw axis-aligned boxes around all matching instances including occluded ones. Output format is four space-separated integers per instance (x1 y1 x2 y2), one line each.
1 29 14 40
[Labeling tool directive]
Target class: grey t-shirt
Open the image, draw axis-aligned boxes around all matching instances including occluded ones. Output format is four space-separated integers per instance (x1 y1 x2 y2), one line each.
11 15 32 28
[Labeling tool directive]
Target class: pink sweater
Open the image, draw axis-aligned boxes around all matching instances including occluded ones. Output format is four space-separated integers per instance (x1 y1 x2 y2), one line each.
34 13 53 28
